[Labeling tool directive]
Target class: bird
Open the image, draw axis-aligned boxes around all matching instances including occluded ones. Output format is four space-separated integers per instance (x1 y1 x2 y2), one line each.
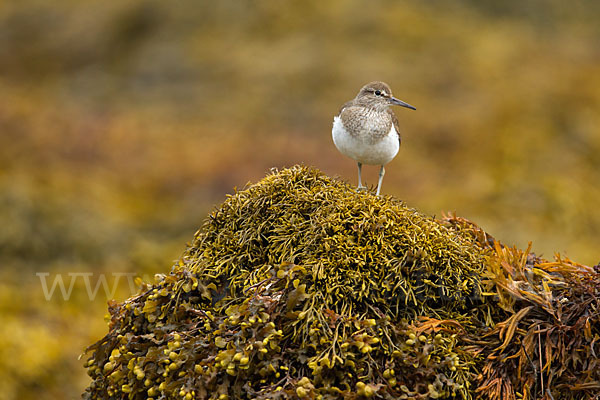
332 81 415 196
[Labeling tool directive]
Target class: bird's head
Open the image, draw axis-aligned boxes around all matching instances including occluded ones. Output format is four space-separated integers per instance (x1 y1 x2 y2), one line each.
355 81 416 112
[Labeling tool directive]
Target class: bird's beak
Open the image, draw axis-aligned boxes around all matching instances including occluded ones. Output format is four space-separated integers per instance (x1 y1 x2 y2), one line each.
389 97 416 110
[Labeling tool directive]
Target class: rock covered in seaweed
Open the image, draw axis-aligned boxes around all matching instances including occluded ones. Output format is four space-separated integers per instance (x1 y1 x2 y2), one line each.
188 166 488 314
82 166 600 400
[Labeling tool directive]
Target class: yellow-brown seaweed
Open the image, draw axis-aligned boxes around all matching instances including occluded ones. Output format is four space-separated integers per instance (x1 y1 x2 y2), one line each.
83 166 600 400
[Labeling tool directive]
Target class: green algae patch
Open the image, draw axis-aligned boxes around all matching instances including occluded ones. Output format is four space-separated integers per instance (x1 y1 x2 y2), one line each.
82 166 600 400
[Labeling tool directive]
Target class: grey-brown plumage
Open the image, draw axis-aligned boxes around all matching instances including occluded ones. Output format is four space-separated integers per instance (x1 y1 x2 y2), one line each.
332 81 415 195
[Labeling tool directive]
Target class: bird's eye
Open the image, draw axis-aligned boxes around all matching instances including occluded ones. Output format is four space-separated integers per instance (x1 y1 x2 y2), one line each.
374 90 382 96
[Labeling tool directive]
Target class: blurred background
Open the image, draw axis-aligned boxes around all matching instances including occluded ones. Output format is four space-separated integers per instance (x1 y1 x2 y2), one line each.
0 0 598 398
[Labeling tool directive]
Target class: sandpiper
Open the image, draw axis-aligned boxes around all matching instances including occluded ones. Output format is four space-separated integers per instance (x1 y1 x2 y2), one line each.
332 81 415 195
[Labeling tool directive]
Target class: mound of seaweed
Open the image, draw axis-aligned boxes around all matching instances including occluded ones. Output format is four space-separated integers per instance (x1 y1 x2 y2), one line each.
83 166 600 400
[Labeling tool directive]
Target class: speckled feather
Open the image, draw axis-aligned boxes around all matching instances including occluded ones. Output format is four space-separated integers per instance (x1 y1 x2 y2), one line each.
336 81 402 145
337 104 401 145
332 81 409 167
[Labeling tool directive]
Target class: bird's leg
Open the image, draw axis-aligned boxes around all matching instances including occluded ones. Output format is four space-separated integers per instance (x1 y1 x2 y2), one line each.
376 165 385 196
357 162 365 190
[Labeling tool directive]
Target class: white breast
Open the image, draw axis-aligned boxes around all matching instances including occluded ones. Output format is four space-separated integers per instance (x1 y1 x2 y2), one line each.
332 116 399 165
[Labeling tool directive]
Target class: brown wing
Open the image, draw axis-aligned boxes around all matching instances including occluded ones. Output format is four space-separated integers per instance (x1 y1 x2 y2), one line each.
337 100 353 116
387 109 401 145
